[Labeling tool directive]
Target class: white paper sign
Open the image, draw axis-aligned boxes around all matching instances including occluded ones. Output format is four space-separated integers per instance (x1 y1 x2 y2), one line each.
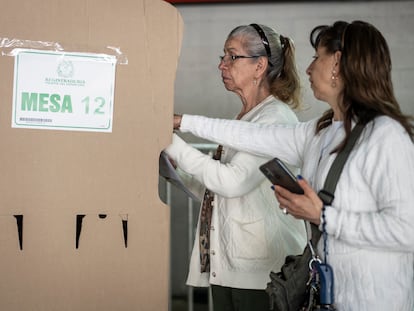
12 49 117 132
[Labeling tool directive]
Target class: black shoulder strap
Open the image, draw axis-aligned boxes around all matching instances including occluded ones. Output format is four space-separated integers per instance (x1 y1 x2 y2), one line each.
317 123 365 205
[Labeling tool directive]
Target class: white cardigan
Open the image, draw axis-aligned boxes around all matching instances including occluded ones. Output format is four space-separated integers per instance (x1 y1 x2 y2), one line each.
165 96 307 289
179 114 414 311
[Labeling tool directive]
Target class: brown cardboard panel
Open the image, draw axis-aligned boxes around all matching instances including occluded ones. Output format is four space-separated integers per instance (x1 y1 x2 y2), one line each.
0 0 182 215
0 216 22 250
0 210 171 310
0 0 182 310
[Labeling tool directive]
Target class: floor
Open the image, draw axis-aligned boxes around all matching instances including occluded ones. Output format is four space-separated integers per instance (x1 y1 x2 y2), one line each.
171 297 209 311
171 288 210 311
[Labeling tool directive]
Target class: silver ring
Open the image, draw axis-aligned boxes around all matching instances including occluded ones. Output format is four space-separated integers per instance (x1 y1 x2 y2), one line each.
282 207 288 215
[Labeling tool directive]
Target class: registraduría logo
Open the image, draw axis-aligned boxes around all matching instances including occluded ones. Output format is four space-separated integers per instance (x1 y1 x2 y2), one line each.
57 59 74 78
45 57 85 87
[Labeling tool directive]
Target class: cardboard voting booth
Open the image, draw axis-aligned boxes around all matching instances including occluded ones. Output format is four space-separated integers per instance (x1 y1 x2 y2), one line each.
0 0 183 310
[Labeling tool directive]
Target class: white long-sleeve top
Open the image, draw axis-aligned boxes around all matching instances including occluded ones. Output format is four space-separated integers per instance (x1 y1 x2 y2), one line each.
165 96 307 289
179 114 414 311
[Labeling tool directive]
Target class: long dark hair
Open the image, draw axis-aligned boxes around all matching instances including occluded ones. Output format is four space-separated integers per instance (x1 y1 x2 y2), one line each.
310 20 414 150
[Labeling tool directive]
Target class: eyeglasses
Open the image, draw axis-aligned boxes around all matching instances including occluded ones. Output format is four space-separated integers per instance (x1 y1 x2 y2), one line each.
250 23 273 66
219 55 260 64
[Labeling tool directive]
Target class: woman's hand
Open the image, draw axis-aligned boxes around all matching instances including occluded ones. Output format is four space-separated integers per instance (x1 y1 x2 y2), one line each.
174 114 182 130
273 176 323 224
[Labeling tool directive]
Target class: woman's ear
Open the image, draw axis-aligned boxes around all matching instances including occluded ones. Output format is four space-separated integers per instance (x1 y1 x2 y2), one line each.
333 50 342 69
256 56 268 75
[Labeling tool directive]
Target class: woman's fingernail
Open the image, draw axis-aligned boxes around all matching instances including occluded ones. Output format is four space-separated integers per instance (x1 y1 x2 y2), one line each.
297 175 303 180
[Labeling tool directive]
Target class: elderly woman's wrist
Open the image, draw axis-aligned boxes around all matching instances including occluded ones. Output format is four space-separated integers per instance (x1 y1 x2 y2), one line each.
173 114 182 130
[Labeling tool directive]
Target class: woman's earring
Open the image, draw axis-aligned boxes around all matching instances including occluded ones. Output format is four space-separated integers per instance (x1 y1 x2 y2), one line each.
331 70 338 88
253 78 257 85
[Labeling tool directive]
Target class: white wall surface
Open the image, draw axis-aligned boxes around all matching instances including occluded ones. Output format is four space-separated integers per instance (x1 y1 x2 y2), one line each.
172 0 414 142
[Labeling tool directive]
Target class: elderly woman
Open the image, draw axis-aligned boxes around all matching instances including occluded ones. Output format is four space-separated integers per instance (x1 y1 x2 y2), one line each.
165 24 307 311
173 21 414 311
